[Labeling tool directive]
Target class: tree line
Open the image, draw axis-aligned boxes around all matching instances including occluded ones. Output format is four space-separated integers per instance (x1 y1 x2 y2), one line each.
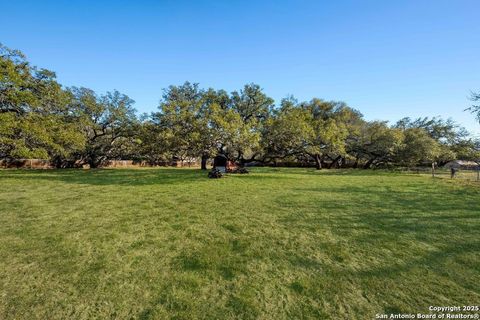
1 43 479 169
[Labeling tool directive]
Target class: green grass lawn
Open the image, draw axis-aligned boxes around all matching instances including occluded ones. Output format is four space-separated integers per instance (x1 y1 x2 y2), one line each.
0 168 479 319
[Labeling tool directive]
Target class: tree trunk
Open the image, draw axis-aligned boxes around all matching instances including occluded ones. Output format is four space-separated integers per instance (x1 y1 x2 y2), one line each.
328 155 342 169
201 154 208 170
88 154 103 169
353 157 358 169
52 156 63 169
315 154 322 170
363 159 374 169
89 160 99 169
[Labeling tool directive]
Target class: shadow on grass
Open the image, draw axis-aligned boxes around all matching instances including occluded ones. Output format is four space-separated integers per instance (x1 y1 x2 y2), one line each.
0 167 431 188
280 184 479 237
0 168 208 186
249 167 413 177
277 183 480 289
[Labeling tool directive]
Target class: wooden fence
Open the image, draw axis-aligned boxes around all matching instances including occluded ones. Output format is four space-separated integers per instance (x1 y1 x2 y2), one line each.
0 159 200 169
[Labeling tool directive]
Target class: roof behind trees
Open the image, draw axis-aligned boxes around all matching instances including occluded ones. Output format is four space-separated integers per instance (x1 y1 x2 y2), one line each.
444 160 479 169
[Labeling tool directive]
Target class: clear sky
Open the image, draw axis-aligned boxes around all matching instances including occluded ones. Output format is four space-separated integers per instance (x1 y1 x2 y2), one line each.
1 0 479 134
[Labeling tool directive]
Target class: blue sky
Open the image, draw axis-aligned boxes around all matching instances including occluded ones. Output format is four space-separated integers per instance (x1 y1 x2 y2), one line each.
1 0 479 134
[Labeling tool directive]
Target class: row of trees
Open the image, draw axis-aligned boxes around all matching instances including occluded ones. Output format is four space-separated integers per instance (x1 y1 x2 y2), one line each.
1 44 479 169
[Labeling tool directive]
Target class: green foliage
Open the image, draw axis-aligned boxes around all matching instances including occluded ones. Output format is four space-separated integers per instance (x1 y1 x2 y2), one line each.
134 119 173 164
396 116 468 143
68 87 138 168
262 98 312 161
0 43 85 161
350 121 404 168
1 42 478 168
394 117 476 165
397 128 441 166
230 83 274 125
209 102 261 161
450 139 480 161
154 82 211 161
151 83 273 164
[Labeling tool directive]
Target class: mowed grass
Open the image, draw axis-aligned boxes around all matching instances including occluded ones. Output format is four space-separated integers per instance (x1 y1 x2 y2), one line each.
0 168 479 319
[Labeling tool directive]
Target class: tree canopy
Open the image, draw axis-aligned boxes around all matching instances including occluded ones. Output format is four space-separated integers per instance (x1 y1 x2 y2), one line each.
1 44 479 168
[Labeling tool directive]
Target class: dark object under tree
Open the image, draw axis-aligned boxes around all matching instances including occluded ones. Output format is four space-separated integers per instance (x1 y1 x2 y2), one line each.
208 168 223 178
